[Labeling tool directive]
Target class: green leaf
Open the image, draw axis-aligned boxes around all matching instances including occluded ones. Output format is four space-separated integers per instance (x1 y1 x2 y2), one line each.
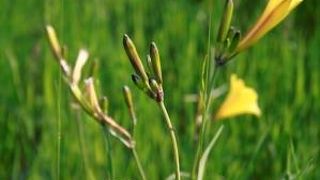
197 126 224 180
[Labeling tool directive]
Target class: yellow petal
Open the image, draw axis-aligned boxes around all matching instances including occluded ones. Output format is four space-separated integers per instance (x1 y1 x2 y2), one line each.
215 74 261 120
237 0 303 52
261 0 284 21
84 78 102 113
72 49 89 85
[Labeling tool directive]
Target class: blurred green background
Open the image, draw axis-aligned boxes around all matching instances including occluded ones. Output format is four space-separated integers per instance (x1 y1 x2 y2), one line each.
0 0 319 179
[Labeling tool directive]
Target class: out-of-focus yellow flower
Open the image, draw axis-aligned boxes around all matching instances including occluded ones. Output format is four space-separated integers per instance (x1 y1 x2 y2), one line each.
215 74 261 120
236 0 303 52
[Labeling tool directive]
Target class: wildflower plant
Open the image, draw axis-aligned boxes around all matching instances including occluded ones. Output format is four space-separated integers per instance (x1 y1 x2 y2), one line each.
46 0 302 179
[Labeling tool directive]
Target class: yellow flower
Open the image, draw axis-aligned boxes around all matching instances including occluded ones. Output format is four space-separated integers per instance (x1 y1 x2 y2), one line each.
215 74 261 120
236 0 303 52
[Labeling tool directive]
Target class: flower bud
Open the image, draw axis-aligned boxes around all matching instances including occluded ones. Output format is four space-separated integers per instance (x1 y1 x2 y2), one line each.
84 78 101 113
123 86 137 126
72 49 89 85
123 86 133 110
146 55 154 76
228 30 241 54
217 0 234 43
123 34 148 83
99 96 109 114
150 42 163 84
46 25 62 59
149 79 163 102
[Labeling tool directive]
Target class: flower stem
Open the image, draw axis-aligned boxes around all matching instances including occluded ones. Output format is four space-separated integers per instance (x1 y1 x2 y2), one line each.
56 71 62 180
132 147 147 180
102 125 114 179
191 65 220 180
75 111 94 179
158 101 181 180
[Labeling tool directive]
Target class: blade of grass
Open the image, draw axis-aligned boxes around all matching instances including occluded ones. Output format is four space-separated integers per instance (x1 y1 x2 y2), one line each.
197 125 224 180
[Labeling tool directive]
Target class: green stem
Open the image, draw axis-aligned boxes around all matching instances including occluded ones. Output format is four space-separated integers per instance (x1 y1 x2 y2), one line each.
191 65 220 180
158 101 181 180
56 72 62 180
75 111 94 179
132 147 147 180
102 125 114 180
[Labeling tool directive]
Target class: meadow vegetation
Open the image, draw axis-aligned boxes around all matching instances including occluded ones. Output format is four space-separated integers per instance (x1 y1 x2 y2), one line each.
0 0 319 179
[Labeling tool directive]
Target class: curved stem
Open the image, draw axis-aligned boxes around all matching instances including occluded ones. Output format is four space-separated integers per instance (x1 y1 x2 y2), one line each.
158 101 181 180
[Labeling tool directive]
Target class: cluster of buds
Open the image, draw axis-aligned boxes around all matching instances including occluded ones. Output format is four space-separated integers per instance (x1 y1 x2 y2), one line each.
123 34 164 102
214 0 239 65
214 0 303 65
46 25 134 148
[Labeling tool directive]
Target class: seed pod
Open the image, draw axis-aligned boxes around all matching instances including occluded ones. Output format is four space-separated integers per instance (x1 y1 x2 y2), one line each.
123 34 148 83
150 42 163 84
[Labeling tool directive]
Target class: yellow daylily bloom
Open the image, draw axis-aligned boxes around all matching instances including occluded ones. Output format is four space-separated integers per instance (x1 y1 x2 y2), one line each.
215 74 261 120
236 0 303 52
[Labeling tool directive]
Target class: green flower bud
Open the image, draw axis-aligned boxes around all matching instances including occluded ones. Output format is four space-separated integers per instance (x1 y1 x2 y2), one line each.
150 42 163 84
123 34 148 83
123 86 137 126
217 0 234 43
131 74 145 90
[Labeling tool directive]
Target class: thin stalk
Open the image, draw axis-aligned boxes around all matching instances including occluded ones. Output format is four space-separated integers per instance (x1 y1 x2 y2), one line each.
158 101 181 180
191 65 220 180
132 147 147 180
131 123 147 180
56 71 62 180
56 1 64 178
102 125 114 180
75 111 94 179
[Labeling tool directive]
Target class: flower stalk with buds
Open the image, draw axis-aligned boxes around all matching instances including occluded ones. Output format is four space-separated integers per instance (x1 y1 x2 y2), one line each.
122 86 147 180
46 25 134 148
123 34 181 180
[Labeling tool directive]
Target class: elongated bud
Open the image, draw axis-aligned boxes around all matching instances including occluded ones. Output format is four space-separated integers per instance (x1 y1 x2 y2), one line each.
150 79 163 102
146 55 154 76
150 42 163 84
46 25 70 75
72 49 89 85
217 0 234 42
150 79 159 92
99 96 109 114
228 30 241 55
123 34 148 82
46 25 62 59
85 78 101 113
131 74 145 90
123 86 137 126
123 86 133 110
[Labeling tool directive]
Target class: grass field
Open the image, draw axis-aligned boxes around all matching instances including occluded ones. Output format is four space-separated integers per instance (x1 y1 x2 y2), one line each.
1 0 319 179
